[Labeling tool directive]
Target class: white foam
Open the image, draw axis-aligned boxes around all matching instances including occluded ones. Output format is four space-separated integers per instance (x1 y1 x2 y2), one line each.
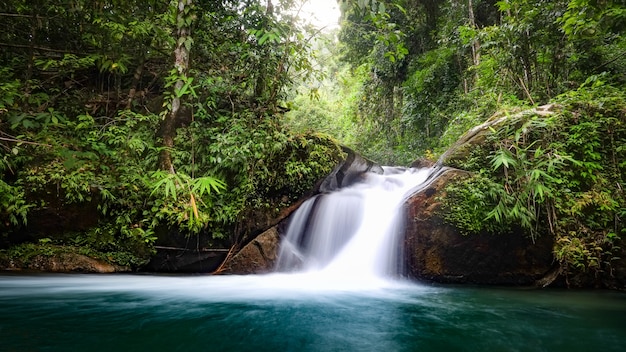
276 167 433 282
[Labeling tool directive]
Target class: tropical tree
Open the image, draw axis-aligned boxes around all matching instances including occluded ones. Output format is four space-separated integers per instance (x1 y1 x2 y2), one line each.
0 0 343 266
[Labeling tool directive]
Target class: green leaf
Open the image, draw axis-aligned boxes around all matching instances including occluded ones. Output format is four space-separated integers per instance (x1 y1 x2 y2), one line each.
496 1 512 12
378 2 386 14
491 149 517 170
149 171 179 201
192 176 226 197
393 4 407 15
184 37 194 51
258 32 270 46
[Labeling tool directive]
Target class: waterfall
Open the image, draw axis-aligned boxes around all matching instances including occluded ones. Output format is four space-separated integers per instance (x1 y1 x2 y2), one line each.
276 166 435 280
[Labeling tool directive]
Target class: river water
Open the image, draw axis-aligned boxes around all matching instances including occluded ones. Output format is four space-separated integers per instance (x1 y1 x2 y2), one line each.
1 273 625 351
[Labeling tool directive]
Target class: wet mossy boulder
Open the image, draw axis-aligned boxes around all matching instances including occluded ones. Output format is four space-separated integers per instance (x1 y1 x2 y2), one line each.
0 246 130 273
438 104 556 169
220 147 383 274
425 88 626 289
319 146 383 192
218 226 282 274
403 168 555 285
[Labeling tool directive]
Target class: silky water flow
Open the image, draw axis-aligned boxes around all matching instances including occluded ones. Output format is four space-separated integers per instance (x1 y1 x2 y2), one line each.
274 166 435 289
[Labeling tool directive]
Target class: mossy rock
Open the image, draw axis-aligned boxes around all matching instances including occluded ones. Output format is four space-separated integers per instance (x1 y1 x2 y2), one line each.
438 104 556 168
1 245 130 273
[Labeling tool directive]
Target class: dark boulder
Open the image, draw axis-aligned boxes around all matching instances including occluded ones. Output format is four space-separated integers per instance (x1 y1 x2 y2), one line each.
1 252 129 273
403 168 555 285
319 147 383 193
409 158 436 169
218 226 281 274
144 247 228 273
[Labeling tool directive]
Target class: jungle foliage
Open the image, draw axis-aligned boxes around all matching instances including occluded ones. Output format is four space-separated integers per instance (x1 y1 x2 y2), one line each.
1 0 625 280
441 84 625 281
284 0 626 283
0 0 343 268
288 0 626 165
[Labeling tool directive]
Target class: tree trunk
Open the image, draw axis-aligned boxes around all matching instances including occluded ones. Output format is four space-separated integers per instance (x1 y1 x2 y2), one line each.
125 57 145 109
254 0 274 104
159 0 193 173
468 0 480 72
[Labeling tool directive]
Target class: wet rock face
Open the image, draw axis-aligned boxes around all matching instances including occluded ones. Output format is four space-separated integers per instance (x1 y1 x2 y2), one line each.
1 253 129 273
403 169 555 285
319 147 383 193
219 226 281 274
222 152 556 286
409 158 436 169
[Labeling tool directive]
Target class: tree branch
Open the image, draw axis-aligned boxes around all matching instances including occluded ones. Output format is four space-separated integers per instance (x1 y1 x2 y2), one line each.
0 136 53 147
0 42 81 54
0 13 42 18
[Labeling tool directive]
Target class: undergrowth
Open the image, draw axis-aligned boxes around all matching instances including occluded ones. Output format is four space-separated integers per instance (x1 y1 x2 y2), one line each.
440 82 625 280
1 101 343 269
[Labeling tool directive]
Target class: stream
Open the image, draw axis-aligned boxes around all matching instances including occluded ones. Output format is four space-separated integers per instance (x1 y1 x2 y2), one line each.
2 167 625 351
1 274 625 351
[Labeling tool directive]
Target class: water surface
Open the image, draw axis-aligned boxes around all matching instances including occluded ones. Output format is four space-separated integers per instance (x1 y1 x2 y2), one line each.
1 274 624 351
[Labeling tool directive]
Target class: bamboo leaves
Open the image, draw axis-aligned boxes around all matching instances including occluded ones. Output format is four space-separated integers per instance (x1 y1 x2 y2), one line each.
445 86 626 280
149 171 226 233
490 148 517 171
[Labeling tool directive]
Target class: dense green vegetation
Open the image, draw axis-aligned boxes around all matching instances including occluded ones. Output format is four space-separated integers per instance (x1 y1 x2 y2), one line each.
441 85 625 281
285 0 625 284
1 0 624 282
289 0 625 164
0 0 343 268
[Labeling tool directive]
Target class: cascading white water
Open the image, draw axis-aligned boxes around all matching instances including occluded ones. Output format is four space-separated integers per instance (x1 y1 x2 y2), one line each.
276 167 434 282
